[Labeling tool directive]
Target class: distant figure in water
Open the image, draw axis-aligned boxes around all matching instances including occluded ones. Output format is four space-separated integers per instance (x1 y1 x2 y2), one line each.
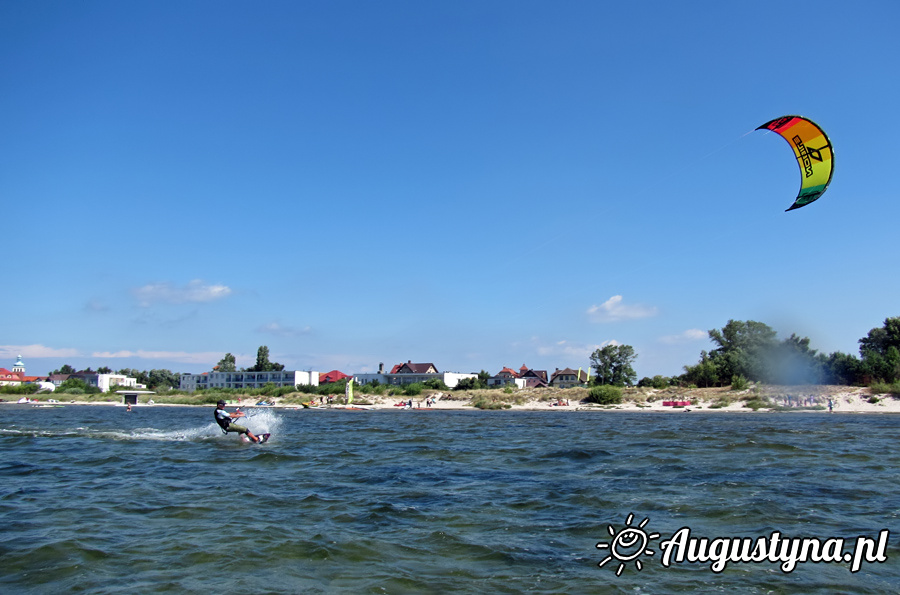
214 400 263 443
126 403 132 412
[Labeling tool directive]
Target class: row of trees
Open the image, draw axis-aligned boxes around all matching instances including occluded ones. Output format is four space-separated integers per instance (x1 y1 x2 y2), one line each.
214 346 284 372
39 319 900 394
45 346 284 392
682 317 900 387
586 317 900 389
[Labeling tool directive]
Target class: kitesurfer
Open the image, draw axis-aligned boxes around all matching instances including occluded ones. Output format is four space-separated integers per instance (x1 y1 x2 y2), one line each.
214 400 263 443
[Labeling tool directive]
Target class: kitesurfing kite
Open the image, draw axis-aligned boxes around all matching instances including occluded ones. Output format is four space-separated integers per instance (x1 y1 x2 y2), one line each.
757 116 834 211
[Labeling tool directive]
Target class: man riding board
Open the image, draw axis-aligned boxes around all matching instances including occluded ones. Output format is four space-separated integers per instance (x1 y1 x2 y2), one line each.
214 400 266 443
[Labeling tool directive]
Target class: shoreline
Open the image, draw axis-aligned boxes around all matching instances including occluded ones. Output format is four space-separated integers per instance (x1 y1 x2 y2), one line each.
7 385 899 414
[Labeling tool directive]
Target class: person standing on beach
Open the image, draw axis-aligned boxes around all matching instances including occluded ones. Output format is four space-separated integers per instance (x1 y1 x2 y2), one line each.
214 400 263 443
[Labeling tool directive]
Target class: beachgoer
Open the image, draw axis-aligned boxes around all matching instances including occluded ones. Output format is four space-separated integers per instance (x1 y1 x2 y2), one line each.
214 400 263 443
126 403 132 412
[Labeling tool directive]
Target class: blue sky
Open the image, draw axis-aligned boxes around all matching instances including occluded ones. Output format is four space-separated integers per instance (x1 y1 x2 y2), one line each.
2 1 898 380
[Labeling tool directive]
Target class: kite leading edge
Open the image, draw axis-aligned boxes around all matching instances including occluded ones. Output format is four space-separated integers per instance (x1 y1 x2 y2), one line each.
757 116 834 211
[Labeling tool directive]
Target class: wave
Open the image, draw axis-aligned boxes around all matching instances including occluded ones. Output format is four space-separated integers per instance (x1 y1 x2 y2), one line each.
0 409 285 444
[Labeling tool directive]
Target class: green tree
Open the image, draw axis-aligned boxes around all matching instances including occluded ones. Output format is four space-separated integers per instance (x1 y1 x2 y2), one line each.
117 368 150 385
859 317 900 382
590 344 637 387
52 364 77 375
859 317 900 357
822 351 863 385
455 377 479 391
861 346 900 383
455 371 491 391
247 346 284 372
97 366 112 374
683 350 719 387
147 369 179 390
769 333 825 385
215 353 237 372
708 320 778 382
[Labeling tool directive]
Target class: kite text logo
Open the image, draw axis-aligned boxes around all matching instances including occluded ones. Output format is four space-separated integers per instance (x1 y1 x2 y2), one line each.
596 515 890 575
791 134 816 178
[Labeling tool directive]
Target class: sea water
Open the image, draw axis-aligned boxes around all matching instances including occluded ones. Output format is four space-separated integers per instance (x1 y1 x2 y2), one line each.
1 405 899 594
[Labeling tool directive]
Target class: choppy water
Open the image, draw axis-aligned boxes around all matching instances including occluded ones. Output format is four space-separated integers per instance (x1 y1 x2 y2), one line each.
2 405 899 594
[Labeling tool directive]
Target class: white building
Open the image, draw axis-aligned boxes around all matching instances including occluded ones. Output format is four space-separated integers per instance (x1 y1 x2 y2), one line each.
75 373 140 393
179 370 319 392
353 362 476 389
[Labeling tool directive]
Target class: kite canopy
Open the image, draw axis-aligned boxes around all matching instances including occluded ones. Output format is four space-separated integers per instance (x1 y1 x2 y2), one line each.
757 116 834 211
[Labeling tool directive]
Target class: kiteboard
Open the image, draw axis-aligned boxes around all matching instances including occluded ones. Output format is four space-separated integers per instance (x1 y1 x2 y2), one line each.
241 433 271 444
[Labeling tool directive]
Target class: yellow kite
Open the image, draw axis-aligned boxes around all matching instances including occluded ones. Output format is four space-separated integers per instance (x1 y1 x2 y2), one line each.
757 116 834 211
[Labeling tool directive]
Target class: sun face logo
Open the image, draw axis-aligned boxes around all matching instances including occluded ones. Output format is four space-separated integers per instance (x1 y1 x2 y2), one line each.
596 513 660 576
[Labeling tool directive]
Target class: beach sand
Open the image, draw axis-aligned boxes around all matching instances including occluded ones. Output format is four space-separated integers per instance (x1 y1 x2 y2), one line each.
273 385 900 414
8 385 899 413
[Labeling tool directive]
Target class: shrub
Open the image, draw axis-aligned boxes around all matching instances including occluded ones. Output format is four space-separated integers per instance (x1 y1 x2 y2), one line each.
0 383 41 395
471 397 510 410
423 378 448 391
364 383 387 395
403 383 424 396
585 385 622 405
869 381 900 396
743 397 770 410
638 375 671 389
730 375 749 391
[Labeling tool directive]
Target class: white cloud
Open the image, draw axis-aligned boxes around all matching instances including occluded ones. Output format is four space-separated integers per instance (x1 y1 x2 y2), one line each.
132 280 232 307
659 329 708 344
84 299 110 312
91 350 229 365
530 338 618 360
587 295 658 323
0 344 82 359
257 322 312 337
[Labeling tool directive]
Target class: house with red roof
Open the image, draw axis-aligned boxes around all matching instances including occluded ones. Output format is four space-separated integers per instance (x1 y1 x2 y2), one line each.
519 365 549 388
352 361 475 389
0 356 49 387
386 361 439 385
319 370 351 384
488 364 549 388
487 366 520 387
0 367 24 386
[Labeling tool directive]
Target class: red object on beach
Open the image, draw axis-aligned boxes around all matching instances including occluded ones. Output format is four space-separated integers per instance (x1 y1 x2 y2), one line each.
662 401 692 407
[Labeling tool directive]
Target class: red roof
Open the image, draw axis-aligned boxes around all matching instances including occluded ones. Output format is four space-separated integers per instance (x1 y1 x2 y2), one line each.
391 362 438 374
319 370 351 383
0 368 23 381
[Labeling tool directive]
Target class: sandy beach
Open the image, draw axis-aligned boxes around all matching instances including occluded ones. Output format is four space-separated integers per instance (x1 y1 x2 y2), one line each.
8 384 899 413
353 385 900 413
183 385 900 413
